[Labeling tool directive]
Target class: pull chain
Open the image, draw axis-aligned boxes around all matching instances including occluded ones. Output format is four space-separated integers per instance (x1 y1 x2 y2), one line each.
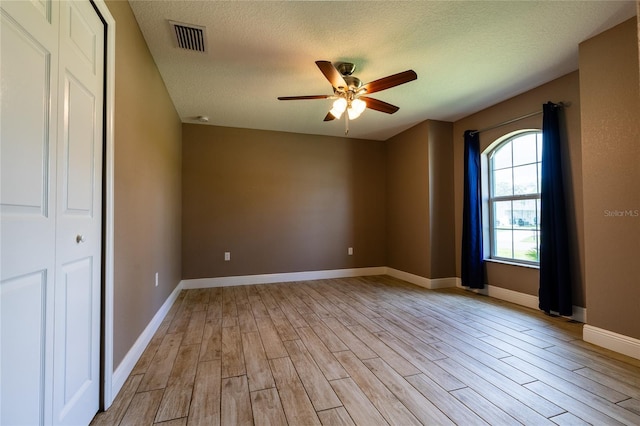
344 111 349 135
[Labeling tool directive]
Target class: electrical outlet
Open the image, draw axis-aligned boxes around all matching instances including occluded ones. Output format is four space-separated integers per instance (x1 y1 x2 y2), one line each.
155 272 159 287
224 252 231 261
348 247 353 255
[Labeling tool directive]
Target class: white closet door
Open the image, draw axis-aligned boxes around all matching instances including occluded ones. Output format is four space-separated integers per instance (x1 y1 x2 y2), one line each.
52 1 104 424
0 1 104 425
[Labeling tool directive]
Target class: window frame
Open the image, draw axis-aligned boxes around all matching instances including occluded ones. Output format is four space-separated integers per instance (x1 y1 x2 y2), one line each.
487 130 542 266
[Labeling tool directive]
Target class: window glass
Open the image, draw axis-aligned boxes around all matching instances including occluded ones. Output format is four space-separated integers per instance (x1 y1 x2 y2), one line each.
492 168 513 197
488 131 542 265
512 133 538 166
513 164 538 195
493 141 512 169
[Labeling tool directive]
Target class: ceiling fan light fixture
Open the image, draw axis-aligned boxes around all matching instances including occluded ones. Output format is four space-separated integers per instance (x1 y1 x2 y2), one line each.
347 98 367 120
330 97 347 119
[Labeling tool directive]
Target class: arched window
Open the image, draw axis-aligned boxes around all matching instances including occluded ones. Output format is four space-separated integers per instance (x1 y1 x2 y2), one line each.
488 131 542 264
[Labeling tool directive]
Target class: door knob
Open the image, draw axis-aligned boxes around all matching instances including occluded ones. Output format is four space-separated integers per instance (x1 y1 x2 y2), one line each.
76 234 85 244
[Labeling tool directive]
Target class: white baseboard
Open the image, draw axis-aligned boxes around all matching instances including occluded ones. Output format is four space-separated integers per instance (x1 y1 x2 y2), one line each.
110 281 184 401
386 268 457 289
583 325 640 361
457 281 586 323
570 306 587 324
182 267 459 291
181 267 387 289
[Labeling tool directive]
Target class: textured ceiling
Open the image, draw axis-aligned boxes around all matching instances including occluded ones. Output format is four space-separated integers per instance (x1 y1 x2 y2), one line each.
129 1 637 141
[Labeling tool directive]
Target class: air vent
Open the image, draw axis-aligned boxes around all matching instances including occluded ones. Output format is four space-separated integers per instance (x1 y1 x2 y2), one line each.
169 20 206 52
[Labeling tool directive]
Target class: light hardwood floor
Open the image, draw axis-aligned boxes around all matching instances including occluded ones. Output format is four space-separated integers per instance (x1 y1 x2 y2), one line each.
91 276 640 425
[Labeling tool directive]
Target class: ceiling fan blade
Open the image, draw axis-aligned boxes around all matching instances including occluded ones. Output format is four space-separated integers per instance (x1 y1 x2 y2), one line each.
316 60 348 89
362 70 417 94
278 95 330 100
360 96 400 114
323 112 336 121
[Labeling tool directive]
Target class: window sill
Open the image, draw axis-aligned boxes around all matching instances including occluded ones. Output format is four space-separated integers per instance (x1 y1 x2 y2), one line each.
484 258 540 270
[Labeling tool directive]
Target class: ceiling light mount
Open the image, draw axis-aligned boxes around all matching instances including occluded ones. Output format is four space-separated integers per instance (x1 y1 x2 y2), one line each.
336 62 356 76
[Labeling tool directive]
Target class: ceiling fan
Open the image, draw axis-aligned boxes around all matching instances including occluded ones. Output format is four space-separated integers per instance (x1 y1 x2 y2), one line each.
278 61 417 134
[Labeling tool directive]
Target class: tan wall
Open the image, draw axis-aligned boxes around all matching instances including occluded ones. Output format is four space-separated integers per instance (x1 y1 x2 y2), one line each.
428 121 456 278
386 120 455 279
106 1 183 367
579 18 640 339
182 124 386 278
386 122 430 277
453 72 585 307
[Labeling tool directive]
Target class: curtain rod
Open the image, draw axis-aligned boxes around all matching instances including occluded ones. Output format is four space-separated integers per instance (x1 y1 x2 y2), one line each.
469 102 569 136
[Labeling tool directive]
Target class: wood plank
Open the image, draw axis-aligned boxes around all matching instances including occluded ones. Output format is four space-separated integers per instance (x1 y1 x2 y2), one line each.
334 351 421 425
481 335 583 371
90 374 143 426
436 352 556 418
298 282 351 318
373 326 445 362
187 360 221 426
168 305 191 335
525 380 626 425
503 356 630 403
568 338 640 369
283 339 342 411
242 331 276 391
425 322 510 359
221 376 253 426
291 282 332 319
362 357 456 425
237 299 258 333
296 327 349 381
311 322 349 353
155 418 188 426
617 398 640 416
131 321 170 375
205 288 223 320
255 284 279 310
549 412 591 426
317 407 355 426
248 290 270 318
373 331 465 391
434 357 555 424
545 344 640 387
182 310 206 346
138 333 184 392
183 289 208 314
255 315 288 359
513 360 640 425
221 287 238 328
405 373 489 425
274 297 310 329
321 317 377 360
348 325 421 377
221 325 245 378
449 387 519 426
251 388 288 426
199 316 222 362
431 340 538 387
329 378 388 426
119 390 164 426
155 344 200 422
162 291 187 325
267 306 299 341
269 357 321 425
232 286 250 306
